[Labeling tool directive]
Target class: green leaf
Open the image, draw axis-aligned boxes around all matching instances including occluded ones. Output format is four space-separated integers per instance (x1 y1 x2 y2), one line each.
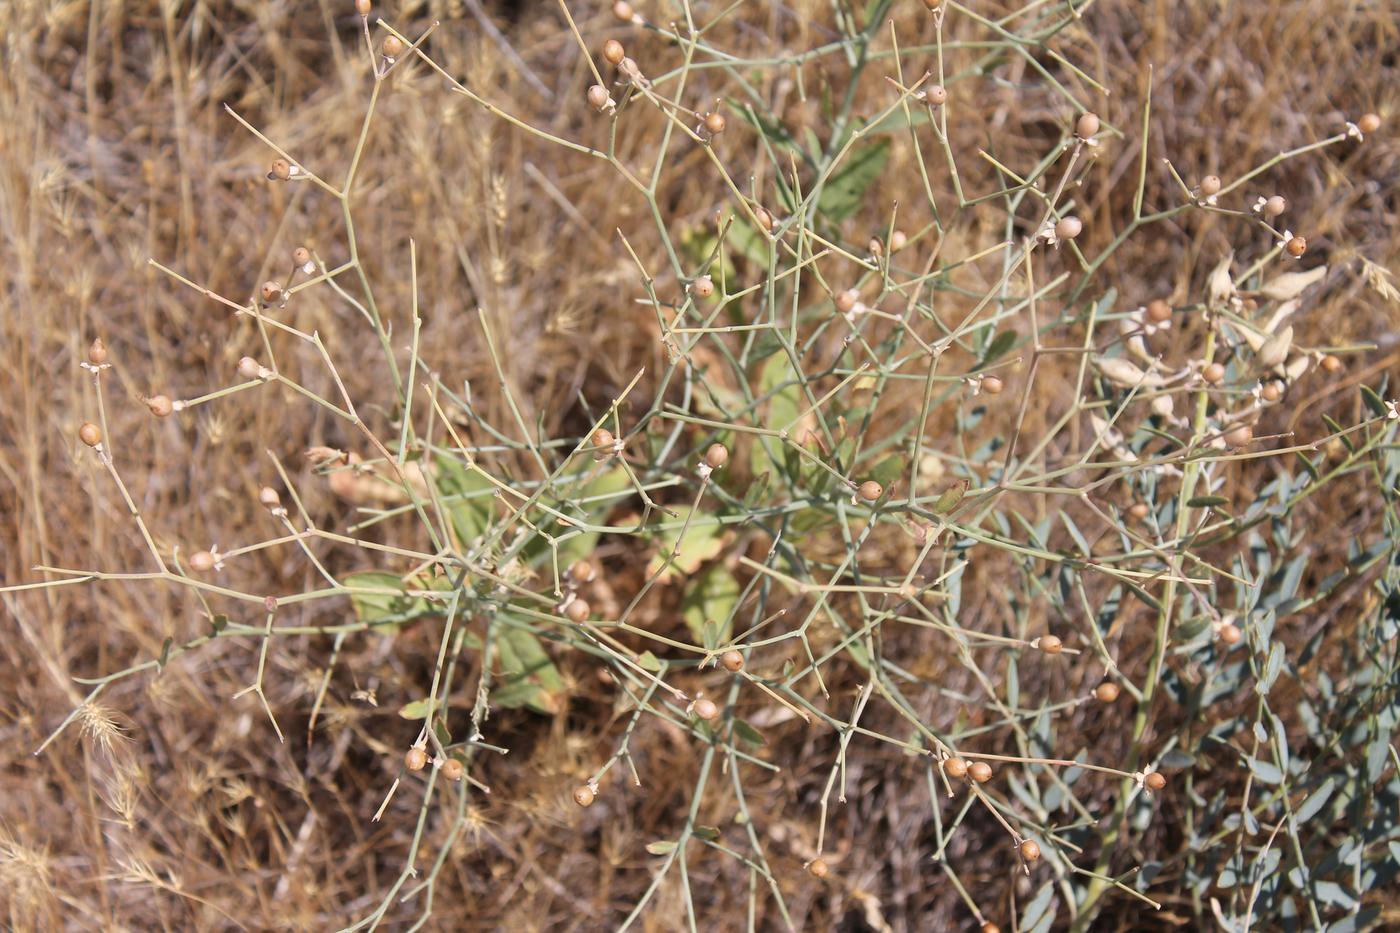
726 217 772 269
645 841 677 855
933 481 967 514
733 718 766 746
869 455 907 490
647 507 727 581
398 698 432 720
637 650 663 672
346 571 449 633
818 139 891 222
1248 757 1284 784
1361 384 1388 417
751 353 805 484
433 455 496 546
493 623 565 715
692 825 721 841
551 466 631 571
979 330 1018 370
682 564 741 643
1187 495 1230 508
1257 642 1285 695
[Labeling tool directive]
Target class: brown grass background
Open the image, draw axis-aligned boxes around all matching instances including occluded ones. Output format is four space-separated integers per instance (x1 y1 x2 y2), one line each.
2 0 1397 930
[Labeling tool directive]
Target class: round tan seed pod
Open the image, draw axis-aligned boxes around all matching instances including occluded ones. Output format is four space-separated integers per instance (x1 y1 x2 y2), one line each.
1055 215 1082 240
356 0 372 15
1224 424 1253 448
382 35 405 58
1019 840 1041 862
857 480 883 503
1095 682 1120 702
925 84 947 106
441 758 464 781
943 757 968 779
981 375 1004 395
754 207 774 232
705 443 729 469
587 84 610 110
1263 195 1287 218
569 559 595 585
1320 354 1342 373
1203 362 1226 385
269 159 292 181
1285 236 1307 258
1075 111 1100 139
189 550 216 572
237 357 262 381
968 761 993 783
834 289 859 314
693 698 720 721
1146 298 1172 323
1129 502 1150 520
721 649 744 672
1218 622 1243 645
405 746 428 771
981 924 1001 933
1038 634 1063 655
692 275 714 299
592 427 615 449
1144 771 1167 792
573 785 595 807
890 230 908 252
260 281 282 302
259 486 281 510
602 39 625 65
88 338 108 366
293 246 311 266
868 237 884 259
566 598 590 623
79 422 102 447
145 395 173 418
612 0 634 21
807 858 829 879
1358 113 1382 134
1261 381 1284 402
704 112 727 135
1199 175 1222 197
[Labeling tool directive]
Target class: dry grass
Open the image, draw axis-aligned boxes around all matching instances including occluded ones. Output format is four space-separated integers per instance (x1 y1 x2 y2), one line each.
2 1 1398 930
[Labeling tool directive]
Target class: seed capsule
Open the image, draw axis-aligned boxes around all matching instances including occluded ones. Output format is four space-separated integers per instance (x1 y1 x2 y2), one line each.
693 698 719 721
569 560 595 585
1199 175 1222 197
293 246 311 266
1224 424 1253 448
807 858 829 879
1261 381 1284 402
981 375 1004 395
704 443 729 469
692 275 714 299
573 785 595 807
1144 771 1167 792
566 599 590 623
441 758 464 781
968 761 993 783
259 486 282 510
1285 236 1307 258
890 230 907 252
261 281 282 302
269 159 292 181
238 357 263 380
834 289 859 314
1038 634 1063 655
1095 682 1120 702
612 0 634 21
1358 113 1381 134
1128 502 1150 520
79 422 102 447
1019 840 1041 861
925 84 947 106
1075 111 1100 139
1320 354 1342 373
721 649 744 672
703 112 727 135
1218 622 1243 645
88 338 108 366
753 207 774 232
1203 362 1225 385
382 35 405 58
1146 299 1172 323
981 924 1001 933
603 39 625 65
943 757 968 779
587 84 610 110
1263 195 1287 218
189 550 216 572
356 0 372 15
857 480 883 503
146 395 173 418
1055 216 1082 240
405 747 427 771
